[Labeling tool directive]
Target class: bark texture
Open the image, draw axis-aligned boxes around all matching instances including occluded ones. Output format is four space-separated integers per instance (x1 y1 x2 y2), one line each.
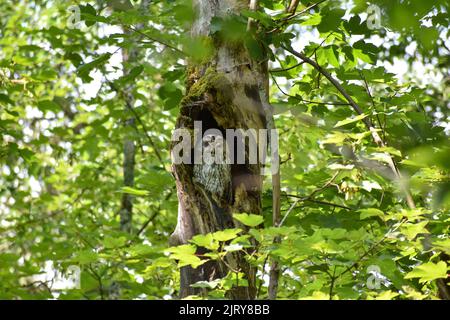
170 0 269 299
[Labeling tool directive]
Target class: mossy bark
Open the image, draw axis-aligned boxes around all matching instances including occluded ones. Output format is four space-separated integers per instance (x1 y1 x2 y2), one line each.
170 0 269 299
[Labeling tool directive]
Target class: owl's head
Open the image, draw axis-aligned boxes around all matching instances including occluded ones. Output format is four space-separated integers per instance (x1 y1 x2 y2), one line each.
200 133 227 164
202 134 224 149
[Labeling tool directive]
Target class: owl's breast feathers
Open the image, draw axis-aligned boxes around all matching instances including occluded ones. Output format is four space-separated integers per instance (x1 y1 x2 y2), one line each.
192 133 233 204
193 162 232 203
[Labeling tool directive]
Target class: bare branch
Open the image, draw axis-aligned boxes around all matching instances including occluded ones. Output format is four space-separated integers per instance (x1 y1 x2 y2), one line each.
286 0 301 15
124 25 185 55
282 0 328 21
267 0 328 34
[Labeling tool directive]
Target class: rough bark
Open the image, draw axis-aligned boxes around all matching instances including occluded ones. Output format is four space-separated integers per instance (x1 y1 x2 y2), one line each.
170 0 269 299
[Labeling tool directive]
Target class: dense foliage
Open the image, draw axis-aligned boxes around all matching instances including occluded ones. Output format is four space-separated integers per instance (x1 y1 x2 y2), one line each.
0 0 449 300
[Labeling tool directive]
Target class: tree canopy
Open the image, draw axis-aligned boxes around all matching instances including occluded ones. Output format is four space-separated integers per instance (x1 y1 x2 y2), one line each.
0 0 449 300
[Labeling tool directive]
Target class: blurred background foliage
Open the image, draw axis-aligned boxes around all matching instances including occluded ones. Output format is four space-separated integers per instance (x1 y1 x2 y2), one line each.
0 0 449 299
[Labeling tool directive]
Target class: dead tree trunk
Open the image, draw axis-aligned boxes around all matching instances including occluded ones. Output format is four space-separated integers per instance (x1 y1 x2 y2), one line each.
170 0 270 299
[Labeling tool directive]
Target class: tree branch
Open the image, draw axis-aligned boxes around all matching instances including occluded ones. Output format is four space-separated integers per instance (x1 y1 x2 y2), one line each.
270 73 350 106
268 171 342 299
267 0 328 34
282 45 416 209
124 25 185 55
283 0 328 21
286 0 301 15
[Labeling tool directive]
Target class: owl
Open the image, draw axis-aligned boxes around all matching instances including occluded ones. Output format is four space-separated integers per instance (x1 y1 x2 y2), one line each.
193 134 232 203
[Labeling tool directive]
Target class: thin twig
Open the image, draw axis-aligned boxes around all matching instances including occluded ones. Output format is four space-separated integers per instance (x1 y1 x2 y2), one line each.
329 266 336 300
124 25 185 55
270 73 350 106
270 61 305 73
286 0 301 15
280 172 349 222
135 189 174 237
279 199 300 227
268 171 341 299
359 70 387 142
336 219 407 279
267 0 328 34
256 253 270 298
282 0 328 21
87 265 105 300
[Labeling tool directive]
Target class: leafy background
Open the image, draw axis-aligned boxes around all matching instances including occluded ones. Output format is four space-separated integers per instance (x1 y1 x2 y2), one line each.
0 0 449 299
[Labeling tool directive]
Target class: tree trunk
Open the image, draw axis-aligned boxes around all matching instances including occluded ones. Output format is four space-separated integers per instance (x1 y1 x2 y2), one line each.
119 45 137 234
119 0 150 233
109 0 150 299
170 0 270 299
438 253 450 299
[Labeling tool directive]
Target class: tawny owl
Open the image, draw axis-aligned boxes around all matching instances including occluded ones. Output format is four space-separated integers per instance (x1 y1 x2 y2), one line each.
193 133 232 203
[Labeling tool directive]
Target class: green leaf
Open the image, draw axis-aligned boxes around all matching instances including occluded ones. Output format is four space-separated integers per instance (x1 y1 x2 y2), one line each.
103 236 127 249
241 10 273 28
121 187 149 196
372 291 400 300
190 233 219 250
223 243 243 252
212 229 242 242
182 36 213 62
325 46 340 68
433 239 450 255
372 146 402 157
405 261 448 283
0 93 13 106
301 13 321 26
158 82 183 110
115 66 144 86
233 213 264 227
317 8 345 32
72 250 98 264
79 4 97 26
165 244 206 268
129 244 155 256
401 221 429 240
37 100 60 112
359 208 384 220
321 132 349 145
77 53 112 82
34 69 58 81
334 114 368 128
191 279 221 289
